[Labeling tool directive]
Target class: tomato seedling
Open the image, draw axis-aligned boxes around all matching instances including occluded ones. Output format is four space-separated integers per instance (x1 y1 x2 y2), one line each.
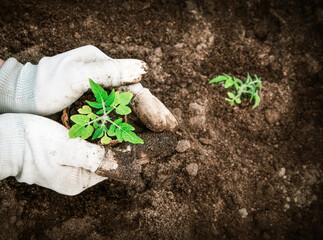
68 79 143 144
209 73 262 108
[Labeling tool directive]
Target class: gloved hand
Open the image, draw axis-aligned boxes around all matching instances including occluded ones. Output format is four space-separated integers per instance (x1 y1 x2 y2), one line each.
0 45 177 132
0 45 178 195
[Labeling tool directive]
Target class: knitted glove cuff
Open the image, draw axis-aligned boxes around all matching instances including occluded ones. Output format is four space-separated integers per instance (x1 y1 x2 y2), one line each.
0 58 37 113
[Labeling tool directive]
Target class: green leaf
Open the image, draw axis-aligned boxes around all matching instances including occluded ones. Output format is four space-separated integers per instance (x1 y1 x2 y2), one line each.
87 113 97 120
233 77 243 91
115 128 123 142
86 101 102 109
89 79 108 103
123 131 144 144
119 92 133 106
255 81 262 90
105 89 115 106
68 124 85 138
78 105 92 114
235 98 241 104
227 92 235 99
114 118 122 125
224 79 234 88
253 92 260 109
108 124 116 136
81 125 94 140
209 75 227 84
101 135 112 144
70 115 90 126
92 127 103 140
112 91 120 106
93 122 100 129
116 105 131 115
229 100 235 106
96 109 104 115
246 73 252 83
119 122 135 131
250 89 255 101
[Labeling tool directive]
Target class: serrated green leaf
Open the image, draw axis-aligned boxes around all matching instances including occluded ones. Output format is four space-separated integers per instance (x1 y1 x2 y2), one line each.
123 131 144 144
119 92 133 106
86 101 102 109
69 124 85 138
105 89 115 106
224 79 234 88
119 122 135 131
112 91 120 106
115 128 123 142
116 105 131 115
108 124 116 136
101 135 112 144
78 105 92 114
81 125 94 140
70 115 90 126
235 98 241 104
227 92 235 99
114 118 122 125
253 92 260 109
209 75 227 84
92 127 103 140
96 109 104 115
89 79 108 103
87 113 97 120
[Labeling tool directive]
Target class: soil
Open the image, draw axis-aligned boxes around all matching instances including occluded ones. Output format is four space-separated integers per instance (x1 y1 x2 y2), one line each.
0 0 322 239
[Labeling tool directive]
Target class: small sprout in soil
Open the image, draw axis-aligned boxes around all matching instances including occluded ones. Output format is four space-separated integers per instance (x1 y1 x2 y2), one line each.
68 79 143 144
209 73 262 109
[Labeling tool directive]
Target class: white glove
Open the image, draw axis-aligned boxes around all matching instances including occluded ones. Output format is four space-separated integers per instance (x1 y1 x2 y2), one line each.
0 45 177 131
0 113 109 196
0 45 178 195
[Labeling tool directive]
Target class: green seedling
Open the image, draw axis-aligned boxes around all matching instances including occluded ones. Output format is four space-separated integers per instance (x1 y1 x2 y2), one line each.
68 79 143 144
209 73 262 108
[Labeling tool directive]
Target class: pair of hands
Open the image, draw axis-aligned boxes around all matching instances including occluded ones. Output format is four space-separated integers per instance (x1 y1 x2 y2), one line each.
0 45 177 195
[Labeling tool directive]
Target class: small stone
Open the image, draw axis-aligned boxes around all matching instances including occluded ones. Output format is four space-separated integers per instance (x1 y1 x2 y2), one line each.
286 197 290 202
239 208 248 218
284 204 290 210
312 195 318 201
154 47 163 57
278 167 286 177
199 137 213 145
74 32 81 39
176 140 191 153
298 195 307 205
265 109 280 124
186 163 199 176
188 102 205 115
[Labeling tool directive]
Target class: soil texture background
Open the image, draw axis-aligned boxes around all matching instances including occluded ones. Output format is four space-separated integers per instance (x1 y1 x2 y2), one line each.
0 0 322 239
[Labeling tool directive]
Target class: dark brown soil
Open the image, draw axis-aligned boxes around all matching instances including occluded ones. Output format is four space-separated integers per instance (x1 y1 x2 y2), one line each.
0 0 322 239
